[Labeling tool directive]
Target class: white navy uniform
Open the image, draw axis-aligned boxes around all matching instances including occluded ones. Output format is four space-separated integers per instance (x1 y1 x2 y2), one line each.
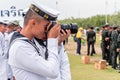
4 31 15 58
5 32 15 79
0 32 7 80
0 32 5 57
8 37 59 80
33 39 71 80
47 43 71 80
8 3 71 80
56 44 71 80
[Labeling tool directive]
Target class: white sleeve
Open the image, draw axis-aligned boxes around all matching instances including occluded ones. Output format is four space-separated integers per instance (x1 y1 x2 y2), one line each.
0 34 4 56
58 43 71 80
0 38 3 56
9 38 59 78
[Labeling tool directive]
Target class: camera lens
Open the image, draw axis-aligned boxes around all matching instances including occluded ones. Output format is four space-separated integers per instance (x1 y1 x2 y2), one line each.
61 23 78 34
48 22 78 34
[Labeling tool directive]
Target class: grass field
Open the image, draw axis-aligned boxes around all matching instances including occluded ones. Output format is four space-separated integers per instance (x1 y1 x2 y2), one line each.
65 35 120 80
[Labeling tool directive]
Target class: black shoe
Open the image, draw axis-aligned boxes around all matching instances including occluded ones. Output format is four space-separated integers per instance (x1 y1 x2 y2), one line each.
8 78 11 80
108 63 111 66
90 54 93 56
112 67 117 70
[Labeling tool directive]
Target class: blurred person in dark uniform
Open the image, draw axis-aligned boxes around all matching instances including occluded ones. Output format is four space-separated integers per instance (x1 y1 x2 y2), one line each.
116 27 120 72
86 27 96 56
101 24 110 62
111 26 119 69
107 26 113 65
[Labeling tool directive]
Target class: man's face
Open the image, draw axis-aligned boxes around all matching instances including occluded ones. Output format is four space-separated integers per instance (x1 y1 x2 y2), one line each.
7 27 13 33
0 24 7 33
32 19 49 40
105 27 109 30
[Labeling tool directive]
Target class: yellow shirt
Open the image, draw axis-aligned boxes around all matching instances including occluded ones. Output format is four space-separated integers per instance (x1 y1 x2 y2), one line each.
76 31 82 38
99 35 102 41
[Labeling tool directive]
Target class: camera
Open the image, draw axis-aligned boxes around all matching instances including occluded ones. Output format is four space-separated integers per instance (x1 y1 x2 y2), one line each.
49 21 78 34
60 23 78 34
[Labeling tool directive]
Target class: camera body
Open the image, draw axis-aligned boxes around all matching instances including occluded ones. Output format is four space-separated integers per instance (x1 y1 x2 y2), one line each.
50 21 78 34
60 23 78 34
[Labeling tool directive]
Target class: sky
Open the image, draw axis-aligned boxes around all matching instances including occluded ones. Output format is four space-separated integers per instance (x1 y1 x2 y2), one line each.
0 0 120 20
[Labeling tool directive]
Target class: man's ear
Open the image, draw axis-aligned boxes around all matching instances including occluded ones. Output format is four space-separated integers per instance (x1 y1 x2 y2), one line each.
29 19 36 27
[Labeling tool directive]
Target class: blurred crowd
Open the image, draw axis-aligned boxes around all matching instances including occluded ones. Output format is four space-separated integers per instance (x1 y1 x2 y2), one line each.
74 24 120 72
0 21 22 80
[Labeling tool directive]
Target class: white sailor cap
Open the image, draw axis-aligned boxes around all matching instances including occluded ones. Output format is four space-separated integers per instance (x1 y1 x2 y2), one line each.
10 21 19 26
0 20 8 26
29 3 60 21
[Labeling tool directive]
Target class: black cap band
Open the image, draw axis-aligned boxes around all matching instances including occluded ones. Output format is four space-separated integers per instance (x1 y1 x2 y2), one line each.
0 22 7 26
30 4 57 21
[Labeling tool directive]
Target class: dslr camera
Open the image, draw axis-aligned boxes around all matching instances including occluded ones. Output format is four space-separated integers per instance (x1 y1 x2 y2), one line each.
49 21 78 34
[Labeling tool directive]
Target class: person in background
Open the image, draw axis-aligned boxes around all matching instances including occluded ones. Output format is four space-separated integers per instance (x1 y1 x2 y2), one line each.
76 27 83 55
116 27 120 72
101 24 110 62
0 21 7 80
4 22 19 80
111 26 119 69
86 27 96 56
5 22 19 53
107 26 113 66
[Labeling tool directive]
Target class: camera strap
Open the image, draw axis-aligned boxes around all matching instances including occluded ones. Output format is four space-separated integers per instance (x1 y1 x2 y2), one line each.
44 21 57 60
45 32 48 60
10 37 41 56
23 39 41 56
8 35 41 59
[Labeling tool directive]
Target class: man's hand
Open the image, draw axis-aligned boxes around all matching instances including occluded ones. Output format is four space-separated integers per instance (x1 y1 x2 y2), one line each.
117 48 120 52
106 45 109 49
105 37 109 41
47 22 61 38
58 29 71 45
13 76 16 80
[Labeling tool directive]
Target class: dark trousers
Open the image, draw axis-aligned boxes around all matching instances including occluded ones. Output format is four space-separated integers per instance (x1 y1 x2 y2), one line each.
118 52 120 70
112 51 119 68
108 43 112 65
111 45 119 68
76 38 81 55
101 42 109 61
87 41 95 56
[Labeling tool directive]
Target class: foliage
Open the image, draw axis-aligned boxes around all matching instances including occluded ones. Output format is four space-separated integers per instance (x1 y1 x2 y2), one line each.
58 12 120 29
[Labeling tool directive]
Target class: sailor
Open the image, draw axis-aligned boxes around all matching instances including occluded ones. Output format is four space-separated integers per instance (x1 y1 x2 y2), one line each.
34 27 71 80
8 3 71 80
4 21 19 80
5 21 19 57
0 21 7 80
